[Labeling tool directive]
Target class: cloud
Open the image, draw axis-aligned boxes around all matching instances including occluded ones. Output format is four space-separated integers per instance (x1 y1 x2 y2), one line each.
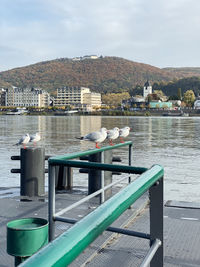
1 0 200 70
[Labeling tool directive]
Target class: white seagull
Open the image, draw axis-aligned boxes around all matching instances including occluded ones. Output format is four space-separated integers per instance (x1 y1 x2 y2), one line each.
119 127 131 143
107 127 120 146
30 132 41 146
77 127 107 149
15 133 30 149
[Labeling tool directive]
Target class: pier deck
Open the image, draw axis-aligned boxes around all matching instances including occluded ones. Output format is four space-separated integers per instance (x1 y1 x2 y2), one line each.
0 188 200 266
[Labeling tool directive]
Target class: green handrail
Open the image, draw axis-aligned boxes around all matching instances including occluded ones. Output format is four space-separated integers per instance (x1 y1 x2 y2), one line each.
49 141 133 162
20 164 164 267
49 160 148 174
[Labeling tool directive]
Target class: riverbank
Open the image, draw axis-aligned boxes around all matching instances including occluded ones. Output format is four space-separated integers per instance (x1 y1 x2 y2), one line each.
1 108 200 116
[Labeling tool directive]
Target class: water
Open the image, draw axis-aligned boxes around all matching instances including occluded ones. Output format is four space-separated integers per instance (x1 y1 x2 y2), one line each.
1 115 200 202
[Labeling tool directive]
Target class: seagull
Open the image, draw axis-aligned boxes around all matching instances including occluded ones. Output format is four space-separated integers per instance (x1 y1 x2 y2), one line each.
15 133 30 149
77 127 107 149
107 127 120 145
119 127 131 143
30 132 41 146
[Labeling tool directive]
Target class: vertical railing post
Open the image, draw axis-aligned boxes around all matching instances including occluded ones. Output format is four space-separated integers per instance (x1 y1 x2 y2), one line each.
103 149 112 201
48 164 56 242
149 177 164 267
128 143 132 183
100 152 105 204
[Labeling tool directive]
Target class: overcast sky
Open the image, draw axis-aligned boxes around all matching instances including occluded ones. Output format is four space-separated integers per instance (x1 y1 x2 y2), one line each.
1 0 200 71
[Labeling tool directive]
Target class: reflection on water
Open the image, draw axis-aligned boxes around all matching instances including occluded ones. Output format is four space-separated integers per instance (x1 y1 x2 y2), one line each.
1 115 200 202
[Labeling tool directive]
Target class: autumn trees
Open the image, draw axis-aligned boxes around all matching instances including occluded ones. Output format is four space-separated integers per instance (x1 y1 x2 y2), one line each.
183 90 195 107
102 92 130 108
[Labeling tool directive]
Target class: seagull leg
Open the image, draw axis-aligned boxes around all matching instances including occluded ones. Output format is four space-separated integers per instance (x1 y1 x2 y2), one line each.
120 137 124 143
23 144 27 149
96 143 101 149
109 139 114 146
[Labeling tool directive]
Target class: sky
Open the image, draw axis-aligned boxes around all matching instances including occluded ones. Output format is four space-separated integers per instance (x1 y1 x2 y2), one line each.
1 0 200 72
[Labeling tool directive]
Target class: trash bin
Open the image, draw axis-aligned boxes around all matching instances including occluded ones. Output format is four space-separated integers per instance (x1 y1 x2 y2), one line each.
7 217 48 266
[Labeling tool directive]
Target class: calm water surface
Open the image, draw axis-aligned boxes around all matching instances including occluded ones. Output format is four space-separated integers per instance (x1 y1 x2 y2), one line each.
1 115 200 202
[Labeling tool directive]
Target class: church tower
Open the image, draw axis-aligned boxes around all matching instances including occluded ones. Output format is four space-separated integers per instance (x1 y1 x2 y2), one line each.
143 81 152 99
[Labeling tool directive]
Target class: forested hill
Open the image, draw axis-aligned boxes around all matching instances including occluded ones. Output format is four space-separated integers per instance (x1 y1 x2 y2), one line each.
0 56 199 94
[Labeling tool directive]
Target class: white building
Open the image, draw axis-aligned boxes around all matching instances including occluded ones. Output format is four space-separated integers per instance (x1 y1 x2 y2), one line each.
55 86 101 110
194 100 200 109
5 86 50 107
72 55 99 61
83 92 102 111
143 81 152 99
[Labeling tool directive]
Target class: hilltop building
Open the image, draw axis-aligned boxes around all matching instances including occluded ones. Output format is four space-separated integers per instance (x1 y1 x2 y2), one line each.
143 81 152 99
5 86 50 107
72 55 99 61
55 86 101 111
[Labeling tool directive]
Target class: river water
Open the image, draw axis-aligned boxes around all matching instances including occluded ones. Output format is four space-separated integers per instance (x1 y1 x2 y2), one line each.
1 115 200 202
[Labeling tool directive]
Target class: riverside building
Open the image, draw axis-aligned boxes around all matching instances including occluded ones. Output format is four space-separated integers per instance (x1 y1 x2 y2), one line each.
0 88 6 106
55 86 101 111
143 81 152 99
5 86 50 107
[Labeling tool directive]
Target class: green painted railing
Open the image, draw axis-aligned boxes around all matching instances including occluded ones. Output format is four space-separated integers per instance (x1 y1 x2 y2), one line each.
20 164 164 267
49 141 133 162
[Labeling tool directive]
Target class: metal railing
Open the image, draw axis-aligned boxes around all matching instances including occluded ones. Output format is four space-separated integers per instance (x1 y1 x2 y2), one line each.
20 142 164 267
48 141 133 240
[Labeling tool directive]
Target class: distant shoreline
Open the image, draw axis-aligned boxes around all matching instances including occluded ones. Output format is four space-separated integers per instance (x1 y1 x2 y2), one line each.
1 109 200 117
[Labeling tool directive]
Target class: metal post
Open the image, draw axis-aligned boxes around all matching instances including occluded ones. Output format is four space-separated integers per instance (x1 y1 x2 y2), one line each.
88 152 102 194
20 147 45 198
103 150 112 200
100 160 105 204
128 144 132 183
149 177 164 267
48 164 56 242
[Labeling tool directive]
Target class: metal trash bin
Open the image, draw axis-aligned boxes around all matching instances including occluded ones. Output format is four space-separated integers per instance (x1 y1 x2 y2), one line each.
7 217 48 266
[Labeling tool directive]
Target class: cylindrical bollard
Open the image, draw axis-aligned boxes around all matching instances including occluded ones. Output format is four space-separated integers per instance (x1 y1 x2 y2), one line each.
20 147 45 198
55 166 73 190
88 152 102 194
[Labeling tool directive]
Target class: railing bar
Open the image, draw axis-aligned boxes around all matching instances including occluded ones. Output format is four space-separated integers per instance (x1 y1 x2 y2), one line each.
54 189 104 217
55 174 134 217
49 160 148 175
55 216 77 224
54 216 150 240
107 226 150 240
140 239 162 267
49 141 133 162
105 174 134 189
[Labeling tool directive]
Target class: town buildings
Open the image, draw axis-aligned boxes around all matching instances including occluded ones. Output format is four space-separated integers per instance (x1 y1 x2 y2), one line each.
122 81 172 110
5 86 50 107
55 86 101 111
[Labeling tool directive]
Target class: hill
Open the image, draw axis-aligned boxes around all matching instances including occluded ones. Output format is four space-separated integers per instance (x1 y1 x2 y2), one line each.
163 67 200 77
0 56 199 94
